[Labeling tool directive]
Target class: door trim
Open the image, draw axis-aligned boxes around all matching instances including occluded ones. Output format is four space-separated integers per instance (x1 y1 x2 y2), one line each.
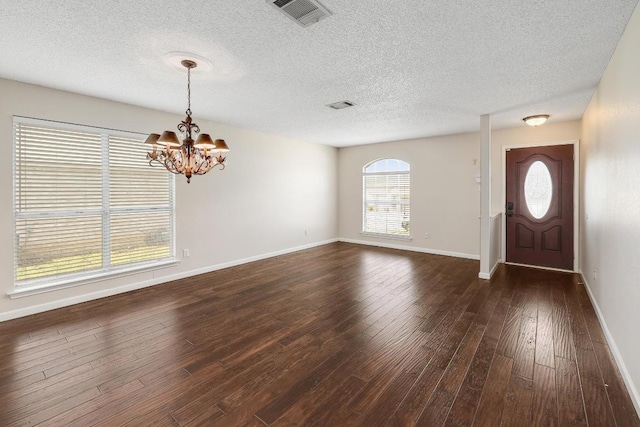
501 139 580 272
504 261 574 274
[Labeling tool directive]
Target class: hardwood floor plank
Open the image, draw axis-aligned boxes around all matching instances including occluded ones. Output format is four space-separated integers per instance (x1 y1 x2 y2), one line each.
0 371 46 397
88 362 224 427
0 362 94 408
97 340 198 394
386 364 445 426
592 341 640 427
275 372 366 426
496 306 523 359
174 333 344 426
6 386 102 427
415 322 486 426
552 299 575 360
181 406 226 427
532 363 558 427
40 379 146 426
513 315 537 380
444 335 499 426
556 356 587 426
253 348 352 424
535 309 555 369
361 368 423 425
501 374 534 427
473 353 513 427
575 347 617 426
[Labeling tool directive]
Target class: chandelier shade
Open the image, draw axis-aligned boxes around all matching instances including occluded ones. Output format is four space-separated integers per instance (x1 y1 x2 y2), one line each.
146 59 229 183
157 131 181 147
214 139 230 152
194 133 216 149
144 133 161 146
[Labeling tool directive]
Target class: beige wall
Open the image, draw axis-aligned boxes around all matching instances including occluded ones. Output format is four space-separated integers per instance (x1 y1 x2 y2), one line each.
581 4 640 409
337 121 581 259
0 78 338 318
338 133 481 258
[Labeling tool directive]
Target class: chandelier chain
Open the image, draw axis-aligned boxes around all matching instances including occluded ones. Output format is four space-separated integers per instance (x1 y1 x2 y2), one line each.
186 66 192 116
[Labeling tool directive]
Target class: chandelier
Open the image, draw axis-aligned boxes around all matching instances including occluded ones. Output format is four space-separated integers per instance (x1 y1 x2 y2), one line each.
145 59 229 183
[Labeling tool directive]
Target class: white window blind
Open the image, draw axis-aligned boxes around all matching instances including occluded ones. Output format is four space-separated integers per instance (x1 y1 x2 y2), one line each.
13 118 175 289
363 159 410 237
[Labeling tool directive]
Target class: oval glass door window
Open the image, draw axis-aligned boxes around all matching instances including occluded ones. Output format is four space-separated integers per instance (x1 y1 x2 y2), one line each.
524 161 553 219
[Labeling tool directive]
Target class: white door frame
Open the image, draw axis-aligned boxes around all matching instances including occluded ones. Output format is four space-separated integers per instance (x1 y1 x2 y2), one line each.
501 139 580 272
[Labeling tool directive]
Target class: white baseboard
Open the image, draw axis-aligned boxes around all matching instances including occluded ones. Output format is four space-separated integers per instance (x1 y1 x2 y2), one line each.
0 238 338 323
338 238 479 261
479 258 504 280
579 271 640 416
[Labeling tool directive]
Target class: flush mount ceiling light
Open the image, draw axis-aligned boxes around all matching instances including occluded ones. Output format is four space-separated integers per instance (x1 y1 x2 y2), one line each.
146 59 229 183
523 115 550 126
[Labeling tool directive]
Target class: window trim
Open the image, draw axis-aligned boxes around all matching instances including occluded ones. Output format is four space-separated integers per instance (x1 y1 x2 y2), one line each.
12 116 177 293
362 158 411 238
360 231 413 241
7 259 180 299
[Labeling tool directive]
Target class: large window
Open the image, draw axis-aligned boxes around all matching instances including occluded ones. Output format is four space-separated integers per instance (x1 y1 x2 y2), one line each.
13 117 175 291
362 158 410 238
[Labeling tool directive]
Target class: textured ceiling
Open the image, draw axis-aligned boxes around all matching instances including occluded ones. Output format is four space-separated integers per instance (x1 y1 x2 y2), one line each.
0 0 638 147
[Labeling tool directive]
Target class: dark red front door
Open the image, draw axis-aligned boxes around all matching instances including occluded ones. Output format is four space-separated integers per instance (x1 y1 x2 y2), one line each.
506 144 574 270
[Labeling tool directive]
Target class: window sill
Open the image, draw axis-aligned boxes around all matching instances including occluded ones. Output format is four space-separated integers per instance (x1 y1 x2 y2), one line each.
360 232 412 242
8 259 180 299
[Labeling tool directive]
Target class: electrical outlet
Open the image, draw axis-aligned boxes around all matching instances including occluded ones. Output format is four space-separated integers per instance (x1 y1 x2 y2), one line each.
305 230 308 236
593 269 597 281
424 232 430 239
183 249 190 258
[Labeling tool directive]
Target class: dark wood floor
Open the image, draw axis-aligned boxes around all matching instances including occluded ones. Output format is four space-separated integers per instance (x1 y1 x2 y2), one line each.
0 242 638 426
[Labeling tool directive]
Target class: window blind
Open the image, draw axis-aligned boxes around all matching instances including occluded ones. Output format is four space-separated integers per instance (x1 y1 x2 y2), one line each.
13 118 175 287
363 160 410 237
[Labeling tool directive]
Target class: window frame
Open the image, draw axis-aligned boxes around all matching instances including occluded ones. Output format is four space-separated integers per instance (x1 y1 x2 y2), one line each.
361 158 411 240
11 116 177 297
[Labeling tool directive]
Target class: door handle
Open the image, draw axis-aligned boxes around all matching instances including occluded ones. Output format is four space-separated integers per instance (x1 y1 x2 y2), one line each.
506 202 514 217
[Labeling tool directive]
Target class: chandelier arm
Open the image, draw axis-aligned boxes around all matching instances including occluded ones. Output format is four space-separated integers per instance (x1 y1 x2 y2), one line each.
162 166 183 175
192 155 226 175
194 162 225 175
163 149 184 173
148 157 167 167
190 150 208 175
193 149 211 174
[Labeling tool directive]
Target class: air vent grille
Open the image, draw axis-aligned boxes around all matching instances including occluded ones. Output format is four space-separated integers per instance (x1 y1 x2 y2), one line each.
267 0 332 28
327 101 355 110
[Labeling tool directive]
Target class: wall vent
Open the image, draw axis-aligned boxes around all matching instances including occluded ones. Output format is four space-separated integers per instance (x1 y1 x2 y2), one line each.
326 100 355 110
266 0 332 28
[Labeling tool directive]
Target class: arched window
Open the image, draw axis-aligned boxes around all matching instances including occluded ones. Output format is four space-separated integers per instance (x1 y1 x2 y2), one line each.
362 159 410 237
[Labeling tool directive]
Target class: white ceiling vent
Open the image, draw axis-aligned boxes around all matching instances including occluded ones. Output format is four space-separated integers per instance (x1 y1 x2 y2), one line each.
326 100 355 110
267 0 332 28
